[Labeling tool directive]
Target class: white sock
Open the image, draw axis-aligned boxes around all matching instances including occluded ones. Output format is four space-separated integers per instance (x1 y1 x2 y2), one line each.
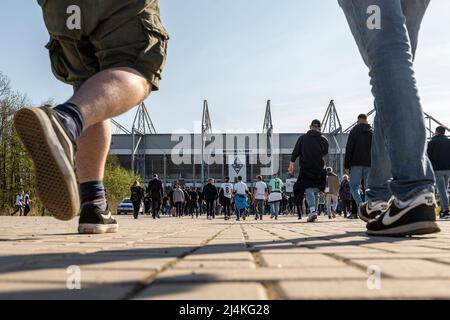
309 207 316 214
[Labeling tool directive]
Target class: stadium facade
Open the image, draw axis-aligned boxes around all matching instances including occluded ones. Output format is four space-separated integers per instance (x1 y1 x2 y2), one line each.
110 132 349 186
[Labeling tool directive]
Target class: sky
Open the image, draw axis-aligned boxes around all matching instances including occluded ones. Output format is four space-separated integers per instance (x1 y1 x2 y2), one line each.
0 0 449 133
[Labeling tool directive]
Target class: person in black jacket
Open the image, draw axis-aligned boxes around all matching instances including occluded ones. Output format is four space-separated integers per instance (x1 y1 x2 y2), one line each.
202 178 219 220
188 187 200 218
130 181 144 220
428 126 450 219
148 174 163 219
345 114 373 214
289 119 329 223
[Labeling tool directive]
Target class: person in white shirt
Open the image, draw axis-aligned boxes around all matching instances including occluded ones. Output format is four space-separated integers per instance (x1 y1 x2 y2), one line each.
234 176 249 221
220 176 234 220
12 192 24 216
253 175 267 220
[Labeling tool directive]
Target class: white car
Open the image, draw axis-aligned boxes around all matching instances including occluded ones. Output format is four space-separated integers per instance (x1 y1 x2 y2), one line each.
116 198 144 215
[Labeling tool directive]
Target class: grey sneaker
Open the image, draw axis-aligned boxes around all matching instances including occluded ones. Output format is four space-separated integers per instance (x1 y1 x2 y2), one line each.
307 212 318 223
14 107 80 221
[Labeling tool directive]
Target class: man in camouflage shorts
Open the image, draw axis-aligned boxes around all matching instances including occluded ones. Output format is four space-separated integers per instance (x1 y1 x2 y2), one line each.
14 0 169 234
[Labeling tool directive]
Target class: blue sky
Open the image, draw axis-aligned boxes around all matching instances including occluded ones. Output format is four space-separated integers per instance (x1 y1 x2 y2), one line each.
0 0 449 133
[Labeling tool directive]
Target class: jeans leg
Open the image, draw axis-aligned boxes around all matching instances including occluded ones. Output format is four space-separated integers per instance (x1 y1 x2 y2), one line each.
273 202 280 217
435 171 450 211
305 188 318 212
401 0 430 58
350 166 363 206
339 0 435 201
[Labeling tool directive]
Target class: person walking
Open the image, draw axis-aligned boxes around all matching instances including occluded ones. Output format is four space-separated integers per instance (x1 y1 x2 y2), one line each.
130 181 144 220
143 192 152 215
220 177 234 221
253 176 267 220
173 185 185 218
268 174 284 220
325 167 340 219
14 0 169 234
11 192 24 216
203 179 219 220
189 187 199 218
339 0 439 236
339 175 352 218
344 114 375 216
427 126 450 219
234 176 250 221
148 174 163 219
23 192 32 216
289 120 329 223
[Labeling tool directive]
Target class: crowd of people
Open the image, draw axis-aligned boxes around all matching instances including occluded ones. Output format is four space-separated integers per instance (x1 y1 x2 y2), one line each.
122 114 450 232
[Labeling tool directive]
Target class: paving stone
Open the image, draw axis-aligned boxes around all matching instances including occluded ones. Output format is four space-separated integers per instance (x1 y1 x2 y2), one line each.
260 253 347 268
278 280 450 299
135 282 267 300
154 267 366 283
0 282 135 300
349 259 450 278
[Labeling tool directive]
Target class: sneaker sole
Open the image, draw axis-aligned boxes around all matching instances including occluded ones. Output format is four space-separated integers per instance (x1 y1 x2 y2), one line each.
367 221 441 237
78 223 119 234
14 108 79 221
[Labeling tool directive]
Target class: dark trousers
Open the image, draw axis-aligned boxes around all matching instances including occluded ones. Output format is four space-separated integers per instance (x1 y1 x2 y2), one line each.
189 203 199 216
175 202 183 217
340 199 351 216
24 204 31 216
223 197 231 217
12 205 23 216
132 201 141 218
206 200 215 218
151 198 161 217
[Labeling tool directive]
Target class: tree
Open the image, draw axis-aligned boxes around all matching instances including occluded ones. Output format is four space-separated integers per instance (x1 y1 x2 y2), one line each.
0 72 38 215
104 155 141 206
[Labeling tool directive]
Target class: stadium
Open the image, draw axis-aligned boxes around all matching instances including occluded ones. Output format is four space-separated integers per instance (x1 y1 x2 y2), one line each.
110 100 446 187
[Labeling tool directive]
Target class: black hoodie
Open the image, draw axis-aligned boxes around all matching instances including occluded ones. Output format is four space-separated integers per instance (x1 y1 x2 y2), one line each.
344 123 373 170
291 130 329 171
291 130 329 190
427 134 450 171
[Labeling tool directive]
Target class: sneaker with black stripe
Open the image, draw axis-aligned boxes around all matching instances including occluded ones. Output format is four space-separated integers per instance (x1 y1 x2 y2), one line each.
14 107 80 221
78 203 119 234
358 200 389 222
366 191 440 237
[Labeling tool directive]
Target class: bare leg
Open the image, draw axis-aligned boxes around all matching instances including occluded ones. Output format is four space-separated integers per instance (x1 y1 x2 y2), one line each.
69 67 152 128
68 67 151 182
76 120 111 183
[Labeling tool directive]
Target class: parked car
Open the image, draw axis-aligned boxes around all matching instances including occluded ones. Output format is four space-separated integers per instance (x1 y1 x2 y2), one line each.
117 198 143 215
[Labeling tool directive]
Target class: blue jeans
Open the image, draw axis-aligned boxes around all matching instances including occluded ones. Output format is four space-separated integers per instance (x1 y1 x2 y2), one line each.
270 202 280 217
306 188 319 213
350 166 370 206
435 171 450 211
339 0 435 202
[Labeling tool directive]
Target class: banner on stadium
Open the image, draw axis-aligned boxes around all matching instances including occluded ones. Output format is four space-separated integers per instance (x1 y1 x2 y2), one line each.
228 154 247 183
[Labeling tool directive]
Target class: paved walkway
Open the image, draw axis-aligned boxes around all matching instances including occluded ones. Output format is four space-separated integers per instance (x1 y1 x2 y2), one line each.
0 215 450 300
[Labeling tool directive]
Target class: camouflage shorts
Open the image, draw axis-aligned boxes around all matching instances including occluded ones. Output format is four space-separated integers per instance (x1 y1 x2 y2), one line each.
37 0 169 90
